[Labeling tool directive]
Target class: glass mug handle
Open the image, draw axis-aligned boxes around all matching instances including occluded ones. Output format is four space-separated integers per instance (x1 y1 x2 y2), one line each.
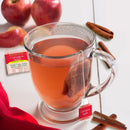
86 49 116 97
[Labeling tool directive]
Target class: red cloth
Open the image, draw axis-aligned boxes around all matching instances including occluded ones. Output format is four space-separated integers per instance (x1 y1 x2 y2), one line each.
0 82 60 130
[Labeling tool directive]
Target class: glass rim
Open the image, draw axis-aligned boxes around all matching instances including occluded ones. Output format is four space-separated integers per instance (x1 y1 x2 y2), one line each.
24 22 95 59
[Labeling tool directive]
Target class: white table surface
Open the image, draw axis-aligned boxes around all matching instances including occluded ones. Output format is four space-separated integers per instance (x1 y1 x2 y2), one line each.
0 0 130 129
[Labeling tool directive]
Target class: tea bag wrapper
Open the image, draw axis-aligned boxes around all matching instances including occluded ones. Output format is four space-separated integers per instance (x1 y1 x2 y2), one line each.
5 51 30 75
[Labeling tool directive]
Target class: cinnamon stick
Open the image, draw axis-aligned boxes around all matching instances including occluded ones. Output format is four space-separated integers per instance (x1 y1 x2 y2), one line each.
92 111 127 130
86 22 114 39
98 47 110 68
98 41 115 59
92 114 117 130
94 111 126 127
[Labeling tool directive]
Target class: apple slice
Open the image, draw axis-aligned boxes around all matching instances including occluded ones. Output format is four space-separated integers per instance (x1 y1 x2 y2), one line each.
0 28 25 48
7 26 27 45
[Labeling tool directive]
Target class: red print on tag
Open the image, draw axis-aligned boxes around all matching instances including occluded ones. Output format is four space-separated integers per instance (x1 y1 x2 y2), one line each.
79 104 92 120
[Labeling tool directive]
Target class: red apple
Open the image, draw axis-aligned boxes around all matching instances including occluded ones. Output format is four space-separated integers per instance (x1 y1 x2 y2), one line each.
0 28 25 48
1 0 31 26
31 0 62 26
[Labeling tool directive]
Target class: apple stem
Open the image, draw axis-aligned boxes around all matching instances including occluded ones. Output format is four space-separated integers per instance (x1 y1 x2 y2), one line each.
12 0 18 4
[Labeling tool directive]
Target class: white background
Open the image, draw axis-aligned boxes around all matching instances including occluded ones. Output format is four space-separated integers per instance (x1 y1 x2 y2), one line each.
0 0 130 129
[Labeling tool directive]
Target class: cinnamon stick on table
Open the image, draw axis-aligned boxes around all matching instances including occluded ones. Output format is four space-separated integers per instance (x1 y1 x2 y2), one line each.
92 111 127 130
98 41 115 60
86 22 114 39
98 41 115 68
98 47 110 68
92 114 117 130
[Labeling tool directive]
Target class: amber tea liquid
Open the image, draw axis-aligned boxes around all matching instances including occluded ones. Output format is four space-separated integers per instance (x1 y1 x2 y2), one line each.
29 36 91 110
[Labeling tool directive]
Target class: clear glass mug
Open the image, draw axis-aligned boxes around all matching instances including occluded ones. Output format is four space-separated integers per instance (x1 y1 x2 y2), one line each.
24 22 115 123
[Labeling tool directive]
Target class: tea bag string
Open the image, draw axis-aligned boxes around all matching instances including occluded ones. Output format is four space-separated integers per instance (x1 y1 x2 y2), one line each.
79 50 88 105
92 0 102 113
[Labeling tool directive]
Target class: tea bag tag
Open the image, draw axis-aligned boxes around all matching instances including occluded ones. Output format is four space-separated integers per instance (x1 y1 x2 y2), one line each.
79 102 92 120
78 93 92 120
